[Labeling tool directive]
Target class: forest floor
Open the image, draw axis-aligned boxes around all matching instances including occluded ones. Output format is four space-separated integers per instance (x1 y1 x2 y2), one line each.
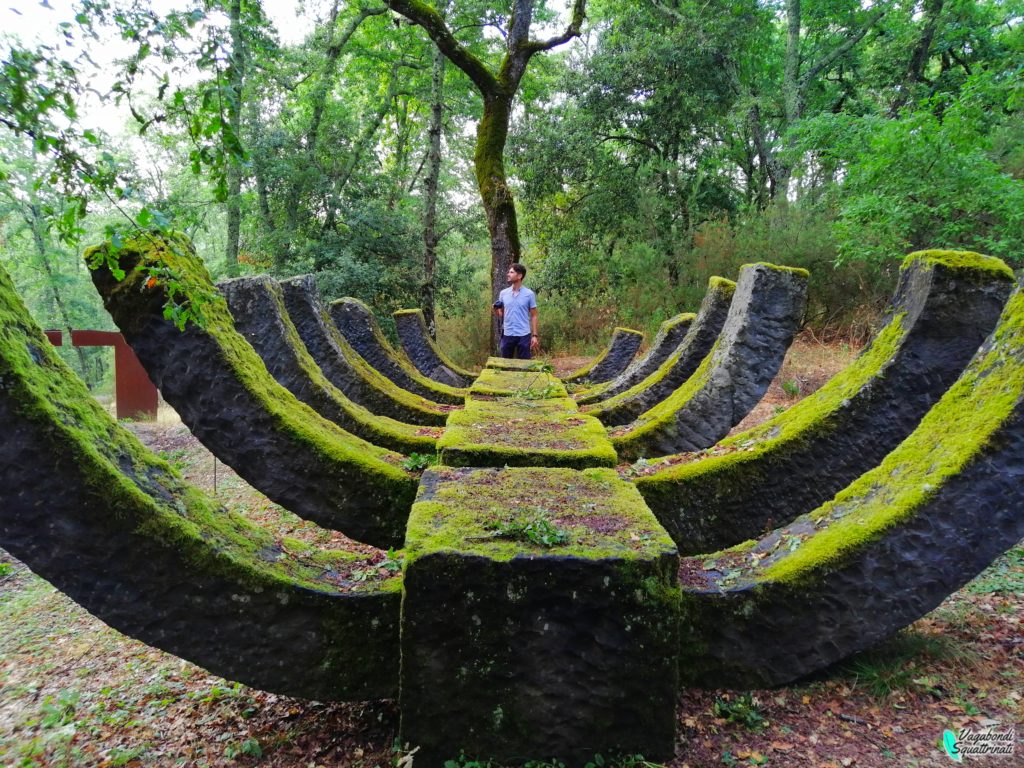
1 334 1021 768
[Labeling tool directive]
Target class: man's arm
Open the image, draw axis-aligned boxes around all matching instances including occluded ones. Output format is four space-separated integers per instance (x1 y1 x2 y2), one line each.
530 306 539 351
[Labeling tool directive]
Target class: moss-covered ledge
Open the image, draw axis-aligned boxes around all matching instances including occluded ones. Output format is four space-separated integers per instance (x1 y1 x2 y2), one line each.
281 277 453 427
635 250 1014 554
576 312 696 405
612 264 808 462
469 366 568 398
87 232 417 548
0 262 400 701
675 280 1024 688
437 396 617 468
329 297 467 404
393 307 476 387
584 277 735 426
220 277 440 455
562 327 644 384
401 466 679 764
485 355 550 371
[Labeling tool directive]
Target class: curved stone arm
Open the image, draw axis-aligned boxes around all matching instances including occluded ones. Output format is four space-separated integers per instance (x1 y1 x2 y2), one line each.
636 251 1014 553
329 297 467 404
0 263 400 701
612 264 807 462
219 276 441 456
676 280 1024 688
87 233 417 549
583 278 735 426
282 278 453 427
393 308 476 387
561 327 644 384
575 312 695 405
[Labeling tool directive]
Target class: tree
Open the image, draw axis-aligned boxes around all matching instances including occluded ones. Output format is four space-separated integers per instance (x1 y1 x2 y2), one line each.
382 0 587 341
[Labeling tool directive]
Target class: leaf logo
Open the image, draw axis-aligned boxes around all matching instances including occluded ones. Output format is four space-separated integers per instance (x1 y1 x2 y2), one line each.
943 729 962 762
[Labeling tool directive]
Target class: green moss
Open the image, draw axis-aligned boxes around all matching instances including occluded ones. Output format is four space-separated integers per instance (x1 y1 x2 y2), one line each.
470 367 568 398
85 233 419 499
438 396 618 469
332 297 467 401
405 467 677 564
562 327 643 382
0 262 399 597
484 356 550 371
903 249 1015 281
635 313 908 494
746 262 810 279
713 283 1024 588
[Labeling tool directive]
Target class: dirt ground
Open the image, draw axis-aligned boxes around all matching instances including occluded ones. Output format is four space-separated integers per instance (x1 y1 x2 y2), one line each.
1 336 1021 767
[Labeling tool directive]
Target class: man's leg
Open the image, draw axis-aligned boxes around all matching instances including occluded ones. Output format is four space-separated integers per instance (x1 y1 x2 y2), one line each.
499 335 516 358
515 334 532 360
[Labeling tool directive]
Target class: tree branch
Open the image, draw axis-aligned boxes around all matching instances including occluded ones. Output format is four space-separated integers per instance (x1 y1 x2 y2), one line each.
525 0 586 53
383 0 499 95
800 6 888 91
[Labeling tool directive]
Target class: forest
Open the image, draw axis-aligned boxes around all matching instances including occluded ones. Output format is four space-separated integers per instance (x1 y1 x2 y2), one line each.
1 0 1022 389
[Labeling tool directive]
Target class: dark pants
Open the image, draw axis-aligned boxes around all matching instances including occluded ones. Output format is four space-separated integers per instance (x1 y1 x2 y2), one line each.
500 334 532 359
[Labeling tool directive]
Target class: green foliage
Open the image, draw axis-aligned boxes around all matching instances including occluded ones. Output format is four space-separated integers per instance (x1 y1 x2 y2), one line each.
838 630 968 699
485 508 571 548
710 693 766 730
401 452 440 472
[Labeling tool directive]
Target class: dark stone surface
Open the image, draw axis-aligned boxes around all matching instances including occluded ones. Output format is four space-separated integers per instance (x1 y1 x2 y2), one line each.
281 278 450 426
638 255 1014 554
587 280 734 427
563 328 644 385
679 284 1024 692
401 467 679 766
576 312 695 405
89 237 416 549
394 308 475 387
613 265 807 461
219 276 438 455
0 266 399 701
329 298 464 404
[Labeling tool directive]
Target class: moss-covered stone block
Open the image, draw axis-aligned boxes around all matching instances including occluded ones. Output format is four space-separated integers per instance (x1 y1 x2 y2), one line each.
401 467 679 765
612 264 807 462
0 262 400 701
675 280 1024 688
585 277 735 426
329 297 466 404
485 356 551 371
562 327 644 384
393 307 476 387
576 312 696 405
438 397 617 469
637 251 1013 554
470 367 568 398
280 277 453 426
220 277 440 456
87 233 417 549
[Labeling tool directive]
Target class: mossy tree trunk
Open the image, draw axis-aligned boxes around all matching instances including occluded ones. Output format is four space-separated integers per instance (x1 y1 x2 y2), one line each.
422 47 445 338
384 0 587 349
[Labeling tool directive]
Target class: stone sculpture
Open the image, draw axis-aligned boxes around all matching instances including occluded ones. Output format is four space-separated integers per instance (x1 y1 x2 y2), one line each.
393 307 476 387
562 327 644 384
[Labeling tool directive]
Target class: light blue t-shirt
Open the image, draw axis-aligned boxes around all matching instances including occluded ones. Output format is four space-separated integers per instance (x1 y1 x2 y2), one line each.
498 285 537 336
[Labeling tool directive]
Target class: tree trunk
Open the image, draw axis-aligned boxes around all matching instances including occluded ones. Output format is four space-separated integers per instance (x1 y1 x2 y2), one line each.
224 0 245 275
476 92 521 346
421 47 445 339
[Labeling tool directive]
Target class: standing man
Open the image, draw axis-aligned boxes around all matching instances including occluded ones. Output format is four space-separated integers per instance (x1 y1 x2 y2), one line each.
494 263 539 359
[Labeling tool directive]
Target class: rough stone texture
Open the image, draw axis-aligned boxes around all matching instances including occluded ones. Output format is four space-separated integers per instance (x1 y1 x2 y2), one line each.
328 298 466 404
394 308 475 387
88 234 417 549
0 263 400 701
585 279 735 427
576 312 695 405
676 281 1024 688
638 251 1014 554
281 277 451 426
402 467 679 766
219 276 440 455
438 396 617 469
612 265 807 462
470 367 568 398
562 327 644 385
